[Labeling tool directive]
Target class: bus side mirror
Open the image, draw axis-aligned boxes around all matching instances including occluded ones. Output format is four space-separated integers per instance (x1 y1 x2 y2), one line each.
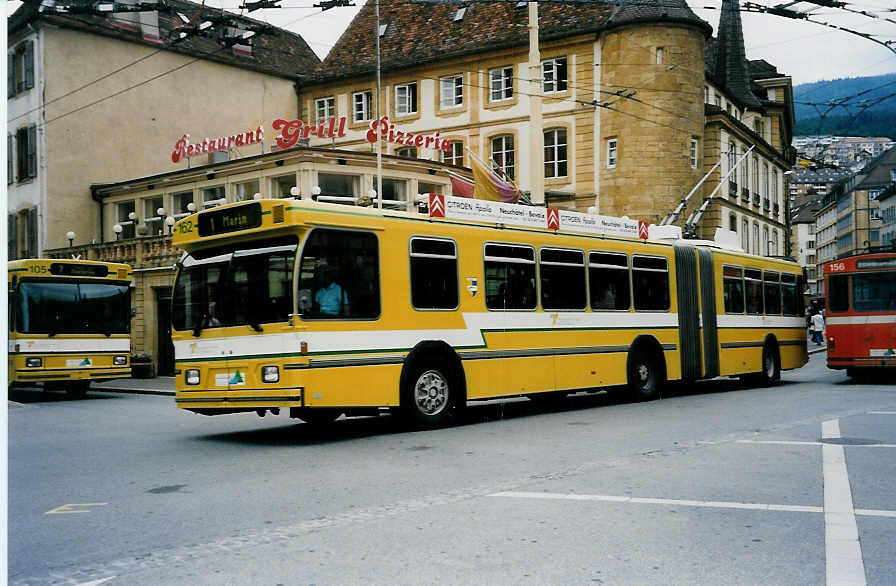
130 308 137 319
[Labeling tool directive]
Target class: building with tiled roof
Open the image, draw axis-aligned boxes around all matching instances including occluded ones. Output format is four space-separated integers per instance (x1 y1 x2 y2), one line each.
298 0 794 254
7 0 319 255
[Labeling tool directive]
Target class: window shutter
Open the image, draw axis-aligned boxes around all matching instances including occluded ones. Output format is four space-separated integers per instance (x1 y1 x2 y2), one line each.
7 134 13 184
27 125 37 178
8 214 18 260
8 52 14 98
26 207 38 258
24 40 34 90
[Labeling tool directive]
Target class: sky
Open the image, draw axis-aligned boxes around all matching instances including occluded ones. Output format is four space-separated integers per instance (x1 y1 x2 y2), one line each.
6 0 896 85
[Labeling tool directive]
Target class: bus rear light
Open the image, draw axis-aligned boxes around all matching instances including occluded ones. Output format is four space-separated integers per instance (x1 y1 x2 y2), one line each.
26 357 42 368
827 337 835 352
113 355 128 365
185 369 200 385
262 366 280 383
301 341 308 355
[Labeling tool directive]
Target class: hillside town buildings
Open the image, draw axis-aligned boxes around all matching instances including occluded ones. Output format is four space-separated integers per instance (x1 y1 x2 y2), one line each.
8 0 798 376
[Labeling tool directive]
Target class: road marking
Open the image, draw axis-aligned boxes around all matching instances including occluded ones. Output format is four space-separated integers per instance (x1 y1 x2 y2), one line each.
868 411 896 415
736 439 896 448
45 503 108 515
488 491 896 519
73 577 116 586
823 419 866 586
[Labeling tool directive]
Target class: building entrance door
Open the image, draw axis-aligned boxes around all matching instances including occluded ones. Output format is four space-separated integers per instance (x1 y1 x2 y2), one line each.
155 288 174 376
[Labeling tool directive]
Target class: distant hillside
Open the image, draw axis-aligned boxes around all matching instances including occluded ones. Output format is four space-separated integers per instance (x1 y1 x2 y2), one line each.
793 73 896 138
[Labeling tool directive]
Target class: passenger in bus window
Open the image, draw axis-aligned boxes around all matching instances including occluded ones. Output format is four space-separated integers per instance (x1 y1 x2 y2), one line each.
314 260 349 317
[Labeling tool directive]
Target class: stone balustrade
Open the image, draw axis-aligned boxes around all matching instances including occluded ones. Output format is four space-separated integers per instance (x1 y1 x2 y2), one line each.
44 234 181 269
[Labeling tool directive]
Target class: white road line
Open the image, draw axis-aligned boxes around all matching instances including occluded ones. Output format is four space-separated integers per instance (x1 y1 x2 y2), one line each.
823 419 867 586
868 411 896 415
488 491 896 519
736 440 896 448
73 577 116 586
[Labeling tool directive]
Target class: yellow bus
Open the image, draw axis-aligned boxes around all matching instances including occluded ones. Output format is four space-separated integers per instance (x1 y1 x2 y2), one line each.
170 198 808 427
8 259 133 396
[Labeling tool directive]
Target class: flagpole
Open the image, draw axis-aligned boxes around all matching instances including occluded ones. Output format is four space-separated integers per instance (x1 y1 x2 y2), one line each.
528 0 544 205
375 0 383 210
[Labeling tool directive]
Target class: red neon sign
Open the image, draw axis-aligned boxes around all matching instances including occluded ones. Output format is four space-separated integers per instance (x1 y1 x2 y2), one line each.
366 116 451 152
272 116 348 150
171 127 264 163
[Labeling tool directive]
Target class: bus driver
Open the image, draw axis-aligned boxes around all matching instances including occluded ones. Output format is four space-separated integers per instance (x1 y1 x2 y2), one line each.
314 260 349 317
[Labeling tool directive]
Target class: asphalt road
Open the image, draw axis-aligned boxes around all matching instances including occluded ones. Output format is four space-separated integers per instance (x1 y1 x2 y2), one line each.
8 352 896 585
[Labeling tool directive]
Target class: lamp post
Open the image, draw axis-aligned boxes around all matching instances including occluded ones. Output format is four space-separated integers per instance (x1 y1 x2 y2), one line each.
156 207 166 236
165 216 176 234
66 231 75 248
113 224 123 241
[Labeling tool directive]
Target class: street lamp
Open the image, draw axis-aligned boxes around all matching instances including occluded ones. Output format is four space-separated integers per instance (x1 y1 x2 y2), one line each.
113 224 123 241
165 216 176 234
66 231 75 247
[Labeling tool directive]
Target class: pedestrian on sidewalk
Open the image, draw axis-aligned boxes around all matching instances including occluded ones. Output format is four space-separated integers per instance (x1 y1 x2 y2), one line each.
811 311 825 346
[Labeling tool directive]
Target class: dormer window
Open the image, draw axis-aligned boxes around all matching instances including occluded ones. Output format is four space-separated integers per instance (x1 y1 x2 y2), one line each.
453 7 466 21
378 23 388 37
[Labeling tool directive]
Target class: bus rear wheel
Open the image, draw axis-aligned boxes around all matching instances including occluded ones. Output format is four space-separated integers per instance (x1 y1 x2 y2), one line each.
627 350 663 402
757 344 781 387
402 358 458 428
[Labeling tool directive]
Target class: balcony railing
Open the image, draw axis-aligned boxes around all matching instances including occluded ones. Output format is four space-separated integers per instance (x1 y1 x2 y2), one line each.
763 198 771 211
44 234 180 270
729 181 738 197
741 188 750 202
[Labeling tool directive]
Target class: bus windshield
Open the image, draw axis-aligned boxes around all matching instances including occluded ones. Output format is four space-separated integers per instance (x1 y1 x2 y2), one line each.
17 281 130 335
172 237 297 333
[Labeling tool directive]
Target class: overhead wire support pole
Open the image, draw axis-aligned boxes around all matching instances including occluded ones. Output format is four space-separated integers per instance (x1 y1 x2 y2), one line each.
683 144 756 238
375 0 382 210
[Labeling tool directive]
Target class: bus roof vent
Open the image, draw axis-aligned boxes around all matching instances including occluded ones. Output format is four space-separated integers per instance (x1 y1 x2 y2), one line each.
117 268 129 280
273 204 285 224
647 225 682 240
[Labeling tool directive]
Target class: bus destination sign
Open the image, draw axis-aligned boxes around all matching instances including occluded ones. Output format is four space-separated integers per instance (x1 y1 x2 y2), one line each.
198 203 262 236
49 263 109 278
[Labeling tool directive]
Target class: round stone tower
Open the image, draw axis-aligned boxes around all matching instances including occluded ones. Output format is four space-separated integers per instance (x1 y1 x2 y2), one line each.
597 3 711 226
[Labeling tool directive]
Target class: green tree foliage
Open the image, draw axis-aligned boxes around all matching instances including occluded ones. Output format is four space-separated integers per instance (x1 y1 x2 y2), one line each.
794 73 896 138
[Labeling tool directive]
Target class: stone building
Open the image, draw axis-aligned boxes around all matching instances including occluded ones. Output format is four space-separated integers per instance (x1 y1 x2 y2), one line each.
7 0 318 256
298 0 794 252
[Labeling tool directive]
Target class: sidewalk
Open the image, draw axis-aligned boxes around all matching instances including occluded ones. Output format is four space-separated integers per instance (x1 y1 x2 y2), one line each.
808 333 827 355
93 376 175 396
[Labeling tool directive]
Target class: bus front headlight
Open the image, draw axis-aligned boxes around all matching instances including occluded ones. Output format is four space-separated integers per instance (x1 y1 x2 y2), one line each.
26 357 42 368
113 355 128 365
185 369 200 385
262 366 280 383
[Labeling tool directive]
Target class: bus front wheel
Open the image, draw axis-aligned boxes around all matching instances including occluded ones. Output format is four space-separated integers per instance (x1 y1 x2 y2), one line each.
627 349 663 402
402 358 458 428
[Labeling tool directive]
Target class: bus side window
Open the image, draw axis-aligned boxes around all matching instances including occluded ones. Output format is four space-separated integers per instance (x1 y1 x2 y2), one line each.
410 237 458 310
763 271 781 315
484 243 536 310
540 248 586 310
722 265 744 314
781 273 798 316
632 255 669 311
589 251 630 311
828 275 849 313
744 268 763 314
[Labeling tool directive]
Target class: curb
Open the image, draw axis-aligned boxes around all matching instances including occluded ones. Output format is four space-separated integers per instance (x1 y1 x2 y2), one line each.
808 347 827 356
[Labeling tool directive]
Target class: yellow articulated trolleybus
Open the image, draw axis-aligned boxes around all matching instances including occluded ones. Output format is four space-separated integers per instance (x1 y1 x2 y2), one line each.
170 196 808 427
8 259 133 396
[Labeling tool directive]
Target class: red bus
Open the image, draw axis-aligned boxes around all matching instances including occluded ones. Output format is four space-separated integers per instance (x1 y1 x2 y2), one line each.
823 249 896 378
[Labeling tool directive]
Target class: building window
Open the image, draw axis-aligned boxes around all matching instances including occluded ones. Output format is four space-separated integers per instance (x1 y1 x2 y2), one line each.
19 207 38 258
271 175 296 198
771 229 778 255
772 169 778 203
144 196 164 235
315 97 335 122
606 138 618 169
395 146 417 158
232 181 258 203
752 156 759 194
352 90 373 123
489 66 514 102
807 240 815 249
762 162 769 199
490 135 515 180
655 47 664 65
441 141 463 166
730 214 737 232
742 219 749 251
542 56 567 93
439 75 463 108
762 226 769 256
8 40 35 98
202 185 226 208
395 82 417 116
115 201 136 239
381 178 408 208
15 125 37 181
544 128 567 179
752 223 760 255
690 138 698 168
317 173 359 204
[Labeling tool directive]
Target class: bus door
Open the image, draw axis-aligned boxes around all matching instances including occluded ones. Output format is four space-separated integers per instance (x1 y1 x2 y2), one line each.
674 244 702 380
697 249 720 378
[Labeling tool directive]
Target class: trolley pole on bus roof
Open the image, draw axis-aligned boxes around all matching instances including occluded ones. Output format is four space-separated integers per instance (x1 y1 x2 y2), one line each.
528 1 544 205
375 0 383 209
